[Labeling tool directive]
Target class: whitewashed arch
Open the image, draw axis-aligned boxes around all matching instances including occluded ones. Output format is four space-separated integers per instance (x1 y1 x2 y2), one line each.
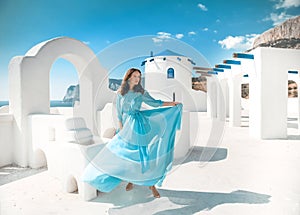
9 37 113 166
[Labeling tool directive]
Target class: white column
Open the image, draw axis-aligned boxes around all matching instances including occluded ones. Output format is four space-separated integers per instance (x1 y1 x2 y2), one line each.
222 60 244 126
219 74 229 118
249 48 288 139
207 76 217 118
228 65 242 127
297 73 300 135
287 71 300 135
216 73 226 121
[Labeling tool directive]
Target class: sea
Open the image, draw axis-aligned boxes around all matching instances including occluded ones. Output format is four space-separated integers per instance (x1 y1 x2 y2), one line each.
0 100 73 107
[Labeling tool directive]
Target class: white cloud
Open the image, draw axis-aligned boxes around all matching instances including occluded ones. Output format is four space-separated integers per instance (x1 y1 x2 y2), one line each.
152 32 172 43
264 12 295 26
83 41 90 45
275 0 300 9
188 31 196 36
213 30 218 34
157 32 172 39
202 28 209 31
197 3 208 11
153 32 184 43
218 34 259 50
175 34 184 39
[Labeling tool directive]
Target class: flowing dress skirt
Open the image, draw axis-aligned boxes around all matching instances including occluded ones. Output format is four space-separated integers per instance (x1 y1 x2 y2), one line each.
82 104 182 192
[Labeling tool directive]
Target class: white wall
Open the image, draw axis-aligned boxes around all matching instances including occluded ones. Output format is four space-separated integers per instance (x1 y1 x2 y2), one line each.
248 47 300 139
0 114 14 167
50 107 74 116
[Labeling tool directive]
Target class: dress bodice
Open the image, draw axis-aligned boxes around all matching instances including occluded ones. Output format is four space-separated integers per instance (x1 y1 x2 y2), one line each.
116 90 163 122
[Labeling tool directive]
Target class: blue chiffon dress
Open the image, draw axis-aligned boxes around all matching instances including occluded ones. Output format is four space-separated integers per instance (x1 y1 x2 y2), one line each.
82 90 182 192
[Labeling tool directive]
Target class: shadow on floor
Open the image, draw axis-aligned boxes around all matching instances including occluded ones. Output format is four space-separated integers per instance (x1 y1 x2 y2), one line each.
0 164 47 186
287 117 298 121
287 134 300 140
92 185 271 215
287 122 298 129
173 146 228 165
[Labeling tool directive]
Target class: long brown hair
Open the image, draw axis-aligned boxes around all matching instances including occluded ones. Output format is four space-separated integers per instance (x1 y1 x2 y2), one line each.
119 68 145 96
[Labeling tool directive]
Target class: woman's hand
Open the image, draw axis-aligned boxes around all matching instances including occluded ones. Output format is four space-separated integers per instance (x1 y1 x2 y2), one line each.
119 121 123 130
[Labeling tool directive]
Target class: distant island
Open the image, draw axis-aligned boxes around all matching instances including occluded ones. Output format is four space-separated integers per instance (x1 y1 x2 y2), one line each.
108 78 122 91
62 79 123 104
63 84 80 103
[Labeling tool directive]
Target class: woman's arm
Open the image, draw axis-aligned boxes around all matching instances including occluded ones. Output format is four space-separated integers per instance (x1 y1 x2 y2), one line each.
142 91 163 107
162 101 180 106
143 91 181 107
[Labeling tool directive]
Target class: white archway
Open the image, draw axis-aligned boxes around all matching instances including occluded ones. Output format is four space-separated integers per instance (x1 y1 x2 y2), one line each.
9 37 114 167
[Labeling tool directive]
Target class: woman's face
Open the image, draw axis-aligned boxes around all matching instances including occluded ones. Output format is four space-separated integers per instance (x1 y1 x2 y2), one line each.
288 82 298 98
128 71 141 86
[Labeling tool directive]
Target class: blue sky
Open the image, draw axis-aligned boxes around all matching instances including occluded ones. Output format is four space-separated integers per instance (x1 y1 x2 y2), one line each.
0 0 299 100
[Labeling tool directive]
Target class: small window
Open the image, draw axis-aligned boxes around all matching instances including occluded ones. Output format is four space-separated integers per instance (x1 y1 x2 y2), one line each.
167 68 175 79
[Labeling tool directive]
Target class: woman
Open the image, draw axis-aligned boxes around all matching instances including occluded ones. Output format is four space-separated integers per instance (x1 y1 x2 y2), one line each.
82 68 182 198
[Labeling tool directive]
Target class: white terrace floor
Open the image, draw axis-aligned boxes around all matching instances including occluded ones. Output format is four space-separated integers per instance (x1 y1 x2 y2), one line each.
0 113 300 215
